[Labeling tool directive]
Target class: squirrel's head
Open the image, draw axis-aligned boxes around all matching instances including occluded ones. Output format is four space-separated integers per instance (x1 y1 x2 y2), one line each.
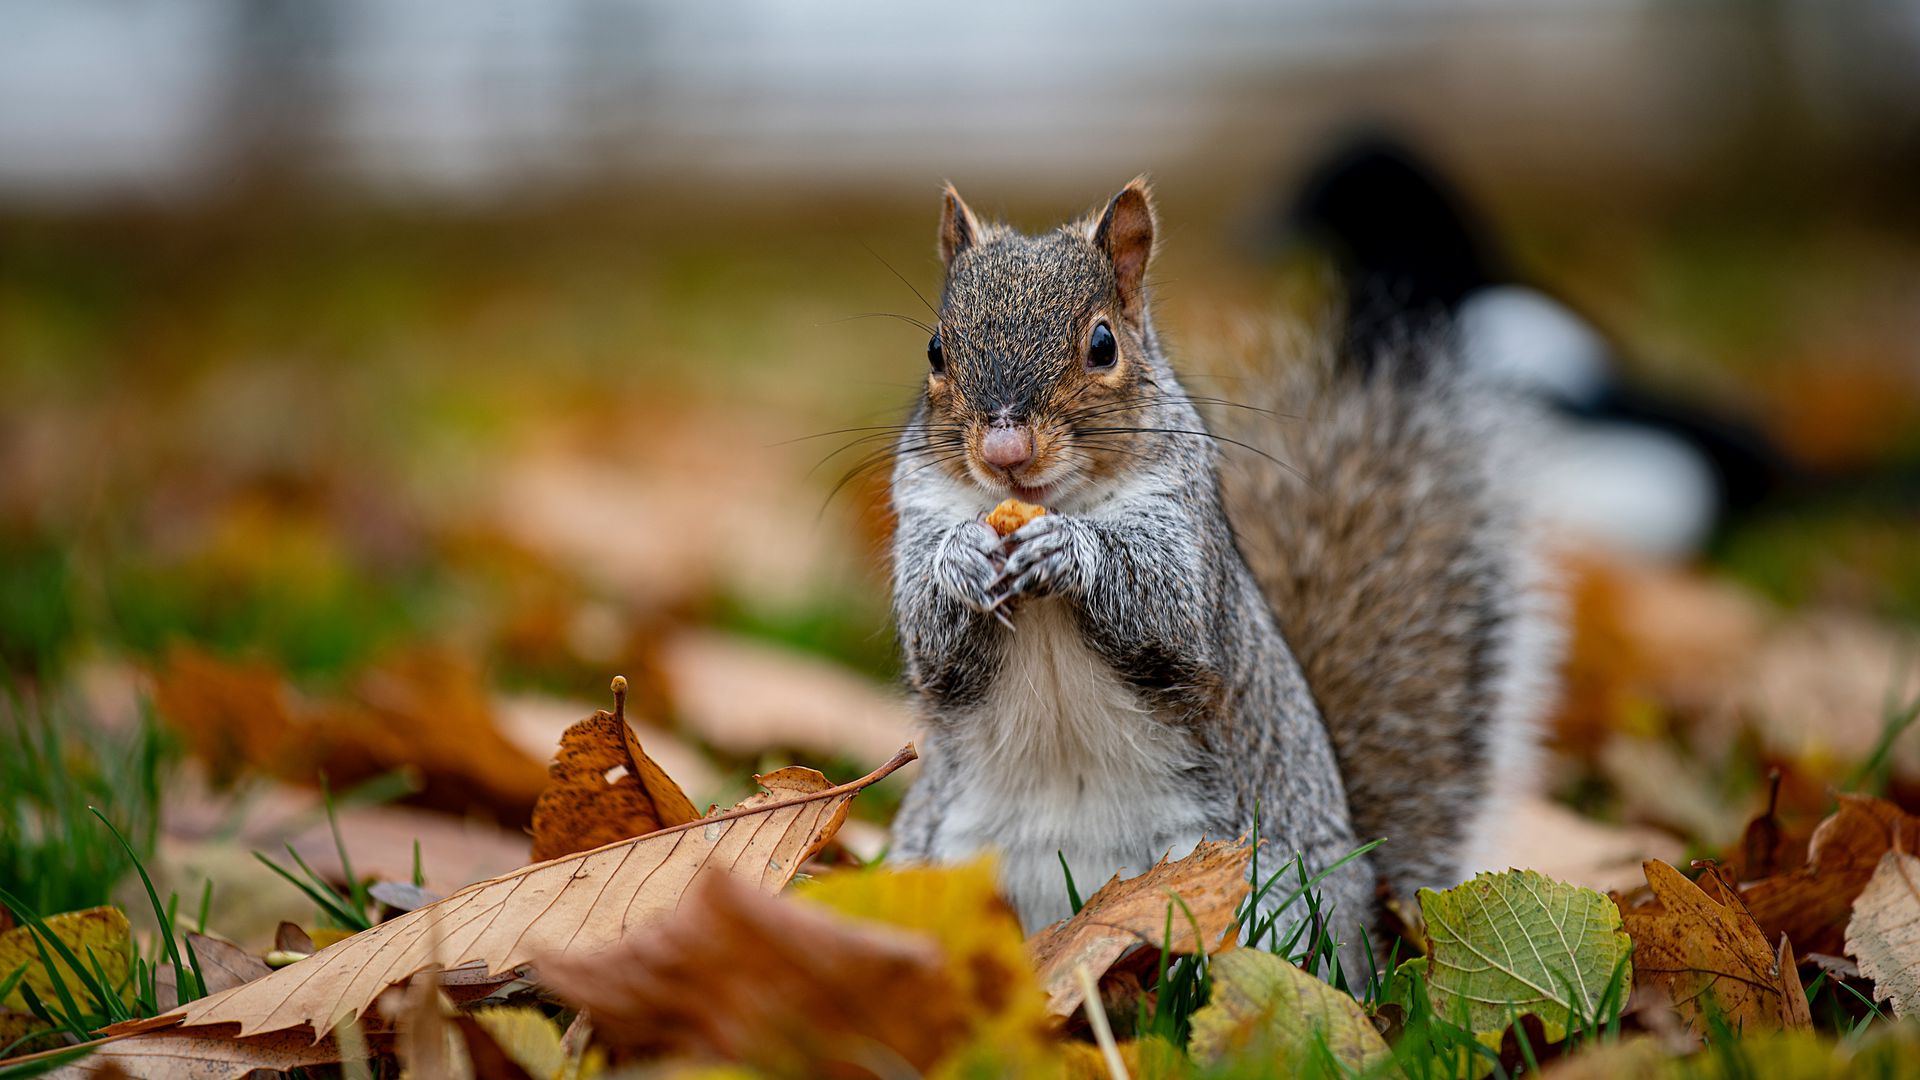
924 178 1162 505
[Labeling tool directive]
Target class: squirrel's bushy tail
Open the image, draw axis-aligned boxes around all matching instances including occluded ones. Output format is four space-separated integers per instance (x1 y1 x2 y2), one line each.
1215 321 1559 902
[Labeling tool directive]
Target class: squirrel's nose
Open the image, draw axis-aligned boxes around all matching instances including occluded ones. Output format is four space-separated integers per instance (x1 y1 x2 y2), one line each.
980 425 1033 472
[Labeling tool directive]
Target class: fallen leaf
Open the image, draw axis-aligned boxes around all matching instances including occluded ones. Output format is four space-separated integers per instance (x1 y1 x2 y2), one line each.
148 648 296 787
101 746 914 1041
1740 795 1920 957
310 927 355 951
1845 848 1920 1017
1058 1035 1186 1080
529 676 700 861
496 692 720 804
1187 948 1390 1072
1737 615 1920 787
155 934 271 1009
1026 840 1251 1017
1732 771 1794 883
539 872 970 1076
273 923 313 955
452 1014 540 1080
309 649 551 823
152 645 550 825
464 1007 604 1079
798 859 1058 1075
0 906 132 1014
1548 547 1766 759
1622 860 1810 1034
28 1028 382 1079
367 881 443 914
1420 869 1632 1045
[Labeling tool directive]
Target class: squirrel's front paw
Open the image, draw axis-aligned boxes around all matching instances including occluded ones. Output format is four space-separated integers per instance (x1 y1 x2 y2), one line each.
933 519 1004 614
991 514 1097 607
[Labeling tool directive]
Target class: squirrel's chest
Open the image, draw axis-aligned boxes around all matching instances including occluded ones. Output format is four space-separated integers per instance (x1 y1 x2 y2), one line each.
932 600 1212 933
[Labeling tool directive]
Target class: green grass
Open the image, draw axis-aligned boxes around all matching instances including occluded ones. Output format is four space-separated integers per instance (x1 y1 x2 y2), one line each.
0 813 213 1057
0 535 76 676
0 687 171 918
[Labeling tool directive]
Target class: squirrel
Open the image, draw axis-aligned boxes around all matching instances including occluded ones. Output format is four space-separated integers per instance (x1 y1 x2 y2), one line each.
885 177 1557 963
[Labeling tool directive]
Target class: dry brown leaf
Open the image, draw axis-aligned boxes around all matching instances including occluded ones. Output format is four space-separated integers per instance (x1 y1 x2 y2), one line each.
156 934 272 1009
1622 860 1811 1034
1732 771 1794 883
308 649 551 823
1549 547 1765 758
528 676 699 861
540 872 968 1075
1740 795 1920 957
1027 840 1252 1017
148 647 296 787
152 645 550 824
274 922 313 955
102 745 915 1041
29 1028 383 1079
1845 848 1920 1017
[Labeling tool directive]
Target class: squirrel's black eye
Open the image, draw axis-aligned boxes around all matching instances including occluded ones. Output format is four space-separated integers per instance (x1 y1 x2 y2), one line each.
927 334 946 376
1087 322 1117 370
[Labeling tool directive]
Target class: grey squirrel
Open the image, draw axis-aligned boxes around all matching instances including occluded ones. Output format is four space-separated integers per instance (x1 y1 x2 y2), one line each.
886 178 1556 962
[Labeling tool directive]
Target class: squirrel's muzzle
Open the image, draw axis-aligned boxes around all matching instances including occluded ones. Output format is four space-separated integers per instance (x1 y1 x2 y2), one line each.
980 424 1034 472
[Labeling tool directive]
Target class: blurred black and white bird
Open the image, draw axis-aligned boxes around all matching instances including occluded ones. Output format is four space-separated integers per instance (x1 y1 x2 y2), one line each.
1275 134 1790 560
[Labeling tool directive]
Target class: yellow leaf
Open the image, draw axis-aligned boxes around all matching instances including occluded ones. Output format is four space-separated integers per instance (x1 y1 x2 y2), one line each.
0 906 132 1015
798 859 1060 1078
309 927 356 951
469 1006 605 1079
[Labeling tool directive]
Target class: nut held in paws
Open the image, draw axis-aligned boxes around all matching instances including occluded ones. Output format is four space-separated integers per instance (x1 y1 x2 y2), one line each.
986 498 1048 537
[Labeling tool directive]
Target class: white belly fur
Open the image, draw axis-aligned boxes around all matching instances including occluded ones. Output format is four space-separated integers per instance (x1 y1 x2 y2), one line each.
930 599 1210 933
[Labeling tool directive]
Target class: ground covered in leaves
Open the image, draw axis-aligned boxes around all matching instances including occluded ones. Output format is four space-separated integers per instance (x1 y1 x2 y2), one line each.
2 180 1919 1077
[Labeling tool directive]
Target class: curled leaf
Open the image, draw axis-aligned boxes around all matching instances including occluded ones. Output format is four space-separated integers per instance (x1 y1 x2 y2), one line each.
529 677 700 862
1026 839 1251 1018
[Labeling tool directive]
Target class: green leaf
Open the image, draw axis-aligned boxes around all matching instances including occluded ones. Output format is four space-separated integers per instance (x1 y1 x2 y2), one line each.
1187 948 1391 1072
1418 869 1632 1045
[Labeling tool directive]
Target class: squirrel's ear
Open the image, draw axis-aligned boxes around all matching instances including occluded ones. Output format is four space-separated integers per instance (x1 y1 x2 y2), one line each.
1092 177 1156 319
939 183 982 267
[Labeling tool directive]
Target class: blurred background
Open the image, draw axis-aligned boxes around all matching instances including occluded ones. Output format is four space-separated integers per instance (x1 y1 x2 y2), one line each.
3 0 1918 944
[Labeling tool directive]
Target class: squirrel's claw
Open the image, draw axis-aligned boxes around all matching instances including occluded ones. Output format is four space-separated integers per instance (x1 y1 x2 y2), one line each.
933 519 1006 616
